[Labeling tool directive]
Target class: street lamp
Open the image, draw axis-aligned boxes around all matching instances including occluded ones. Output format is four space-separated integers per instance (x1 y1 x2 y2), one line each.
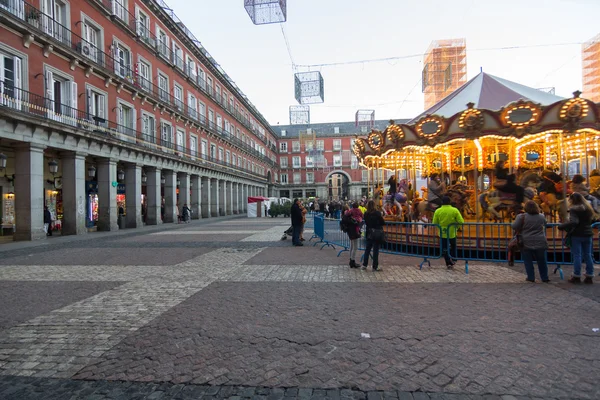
0 153 7 169
48 159 59 175
117 169 125 181
177 178 181 186
142 171 147 184
87 165 96 178
160 175 165 185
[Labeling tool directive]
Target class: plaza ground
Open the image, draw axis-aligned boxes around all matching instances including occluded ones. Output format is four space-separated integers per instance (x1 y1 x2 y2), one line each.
0 216 599 400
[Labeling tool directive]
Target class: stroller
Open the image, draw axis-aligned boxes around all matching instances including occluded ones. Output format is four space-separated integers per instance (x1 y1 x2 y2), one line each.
281 226 293 240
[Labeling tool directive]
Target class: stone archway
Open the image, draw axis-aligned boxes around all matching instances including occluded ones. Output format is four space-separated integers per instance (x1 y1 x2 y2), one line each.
324 170 351 201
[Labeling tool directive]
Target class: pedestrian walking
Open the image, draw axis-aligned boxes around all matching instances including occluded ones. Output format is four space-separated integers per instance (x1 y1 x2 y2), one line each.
432 196 464 268
342 203 363 268
291 198 304 246
181 203 191 223
512 201 549 283
558 193 597 284
176 204 181 223
362 200 385 271
43 206 53 236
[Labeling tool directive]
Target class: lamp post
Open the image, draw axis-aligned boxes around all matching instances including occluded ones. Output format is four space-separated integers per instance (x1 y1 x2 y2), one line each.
48 159 59 175
0 153 7 169
117 169 125 181
142 171 147 184
87 165 96 179
160 175 165 185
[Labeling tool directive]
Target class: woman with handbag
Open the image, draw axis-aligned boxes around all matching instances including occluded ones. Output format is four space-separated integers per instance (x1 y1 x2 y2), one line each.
558 193 597 284
361 200 385 271
511 201 549 283
342 203 363 268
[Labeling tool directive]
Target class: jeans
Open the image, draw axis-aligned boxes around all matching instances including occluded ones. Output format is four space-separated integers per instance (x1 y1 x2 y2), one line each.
571 236 595 277
349 238 359 261
292 224 301 245
521 248 549 281
441 237 456 265
363 238 380 268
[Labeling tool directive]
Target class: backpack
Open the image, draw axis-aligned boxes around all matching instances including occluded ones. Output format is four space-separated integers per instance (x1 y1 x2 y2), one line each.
340 214 354 233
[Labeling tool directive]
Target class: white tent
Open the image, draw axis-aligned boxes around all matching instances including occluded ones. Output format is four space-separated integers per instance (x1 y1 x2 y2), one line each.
247 196 269 218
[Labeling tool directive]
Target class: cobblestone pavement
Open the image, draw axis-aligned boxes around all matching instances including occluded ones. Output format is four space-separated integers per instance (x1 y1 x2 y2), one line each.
0 216 599 399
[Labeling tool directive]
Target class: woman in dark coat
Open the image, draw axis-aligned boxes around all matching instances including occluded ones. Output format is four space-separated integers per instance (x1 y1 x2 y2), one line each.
361 200 385 271
558 193 597 283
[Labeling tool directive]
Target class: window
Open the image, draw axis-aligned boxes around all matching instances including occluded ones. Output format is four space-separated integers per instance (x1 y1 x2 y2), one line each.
198 101 206 123
316 140 324 150
333 139 342 151
229 97 234 112
113 41 132 81
292 156 301 168
116 100 136 137
351 155 359 169
207 76 213 96
136 7 150 39
362 170 369 182
1 0 24 18
305 141 314 151
216 115 222 132
187 92 198 120
81 19 101 63
186 55 197 80
141 112 156 143
218 147 224 161
156 27 170 60
306 172 314 184
293 173 301 184
161 121 173 148
215 85 221 102
208 109 214 128
280 174 288 184
137 59 151 91
333 154 342 167
85 86 107 125
112 0 127 22
280 157 288 168
292 141 300 152
41 0 68 43
334 126 340 134
201 140 207 157
198 68 206 90
224 120 230 135
190 136 197 156
158 73 169 102
210 143 216 158
173 83 183 110
225 151 230 165
232 154 236 166
172 42 183 70
44 68 77 121
0 53 23 110
176 128 185 152
305 156 313 168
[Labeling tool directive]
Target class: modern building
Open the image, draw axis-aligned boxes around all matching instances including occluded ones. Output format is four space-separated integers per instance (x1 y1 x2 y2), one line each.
422 38 467 110
0 0 279 241
583 33 600 102
273 119 408 201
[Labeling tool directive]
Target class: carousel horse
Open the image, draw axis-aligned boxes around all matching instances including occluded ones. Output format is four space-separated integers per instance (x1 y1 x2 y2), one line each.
537 170 568 222
479 170 542 221
445 183 473 216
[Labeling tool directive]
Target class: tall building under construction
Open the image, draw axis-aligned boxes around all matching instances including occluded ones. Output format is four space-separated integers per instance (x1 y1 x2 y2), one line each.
422 39 468 110
583 33 600 102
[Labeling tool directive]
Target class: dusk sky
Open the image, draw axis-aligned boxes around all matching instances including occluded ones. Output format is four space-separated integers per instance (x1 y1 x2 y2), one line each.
164 0 600 125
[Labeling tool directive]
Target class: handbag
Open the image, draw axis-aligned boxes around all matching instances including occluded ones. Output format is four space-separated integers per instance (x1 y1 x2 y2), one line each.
368 228 386 243
508 214 525 252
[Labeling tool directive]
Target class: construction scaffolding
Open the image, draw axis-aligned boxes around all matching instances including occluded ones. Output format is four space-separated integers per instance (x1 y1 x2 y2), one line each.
583 33 600 102
422 38 467 109
289 105 310 125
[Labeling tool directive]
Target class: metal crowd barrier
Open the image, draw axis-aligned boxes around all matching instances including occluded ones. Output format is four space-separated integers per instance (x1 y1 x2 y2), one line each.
311 218 600 278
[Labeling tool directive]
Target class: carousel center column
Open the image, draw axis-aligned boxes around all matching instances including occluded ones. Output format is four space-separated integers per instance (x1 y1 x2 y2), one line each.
14 143 46 241
97 158 118 231
125 163 142 229
61 152 87 236
145 167 162 225
190 175 200 220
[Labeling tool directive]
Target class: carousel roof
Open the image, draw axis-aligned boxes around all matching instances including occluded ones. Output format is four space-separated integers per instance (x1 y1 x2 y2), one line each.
409 72 564 123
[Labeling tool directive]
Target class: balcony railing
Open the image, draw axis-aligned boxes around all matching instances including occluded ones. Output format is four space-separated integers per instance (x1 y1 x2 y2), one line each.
0 86 268 179
0 1 275 165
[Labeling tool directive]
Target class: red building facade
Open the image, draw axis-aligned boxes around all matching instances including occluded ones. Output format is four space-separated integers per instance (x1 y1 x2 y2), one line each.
0 0 277 240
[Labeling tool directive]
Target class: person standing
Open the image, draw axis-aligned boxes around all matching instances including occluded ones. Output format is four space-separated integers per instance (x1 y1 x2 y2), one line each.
44 206 53 236
559 193 597 284
362 200 385 271
428 173 445 210
432 196 464 268
512 201 549 283
343 203 364 268
291 198 304 246
388 174 397 196
300 201 308 241
181 203 191 223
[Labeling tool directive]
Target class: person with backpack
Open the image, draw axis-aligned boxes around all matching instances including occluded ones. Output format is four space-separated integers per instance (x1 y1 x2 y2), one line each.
341 203 363 268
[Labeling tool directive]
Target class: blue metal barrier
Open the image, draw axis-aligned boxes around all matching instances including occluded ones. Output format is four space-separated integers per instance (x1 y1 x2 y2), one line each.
312 214 325 245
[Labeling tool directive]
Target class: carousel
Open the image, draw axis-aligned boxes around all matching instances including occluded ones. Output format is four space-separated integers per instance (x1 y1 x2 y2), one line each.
352 73 600 257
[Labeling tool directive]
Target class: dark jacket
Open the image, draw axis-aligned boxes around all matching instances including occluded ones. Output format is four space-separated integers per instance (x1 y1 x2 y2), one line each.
291 202 303 226
44 209 52 224
364 210 385 231
559 204 594 237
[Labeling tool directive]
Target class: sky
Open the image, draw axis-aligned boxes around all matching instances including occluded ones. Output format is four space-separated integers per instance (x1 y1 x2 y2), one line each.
163 0 600 126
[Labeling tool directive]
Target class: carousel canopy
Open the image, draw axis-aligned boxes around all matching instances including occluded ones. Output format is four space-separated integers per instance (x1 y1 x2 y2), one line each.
409 72 564 123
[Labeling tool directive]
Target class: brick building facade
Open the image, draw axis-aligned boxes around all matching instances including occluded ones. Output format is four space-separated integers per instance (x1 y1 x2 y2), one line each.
0 0 278 240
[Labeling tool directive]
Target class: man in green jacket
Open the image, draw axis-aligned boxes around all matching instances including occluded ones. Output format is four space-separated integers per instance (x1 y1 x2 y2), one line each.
432 196 465 268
